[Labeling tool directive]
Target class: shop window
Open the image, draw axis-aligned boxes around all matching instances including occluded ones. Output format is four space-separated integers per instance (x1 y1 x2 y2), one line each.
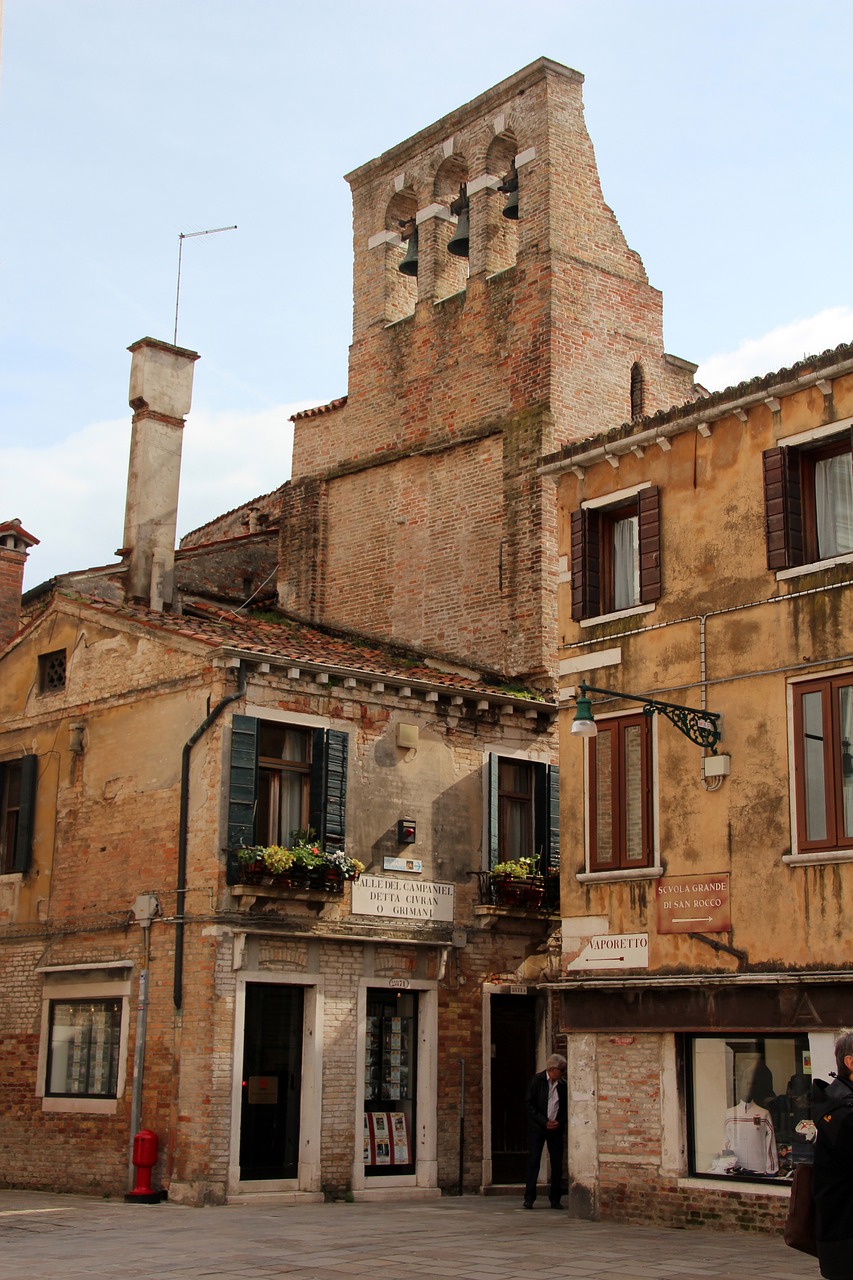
227 716 348 872
45 998 122 1098
38 649 66 693
792 673 853 854
588 714 653 872
364 989 417 1176
687 1034 812 1181
487 754 559 871
0 755 37 875
571 485 661 621
763 429 853 570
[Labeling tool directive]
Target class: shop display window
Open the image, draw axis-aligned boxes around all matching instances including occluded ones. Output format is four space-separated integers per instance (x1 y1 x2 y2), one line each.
687 1034 814 1181
46 998 122 1098
364 989 417 1176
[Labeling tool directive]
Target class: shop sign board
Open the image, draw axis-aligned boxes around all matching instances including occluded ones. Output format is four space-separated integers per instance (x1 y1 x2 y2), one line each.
656 873 730 934
352 874 455 922
566 933 649 971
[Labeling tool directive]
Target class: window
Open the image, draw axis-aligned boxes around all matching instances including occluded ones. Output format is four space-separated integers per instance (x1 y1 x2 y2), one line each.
38 649 66 693
0 755 37 875
588 713 653 872
46 999 122 1098
227 716 348 878
571 485 661 621
487 754 559 872
687 1035 811 1181
763 429 853 570
792 673 853 854
630 362 645 421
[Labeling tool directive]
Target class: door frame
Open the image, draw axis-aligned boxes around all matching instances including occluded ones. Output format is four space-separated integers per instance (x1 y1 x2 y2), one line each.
481 983 549 1189
228 970 324 1196
351 978 438 1194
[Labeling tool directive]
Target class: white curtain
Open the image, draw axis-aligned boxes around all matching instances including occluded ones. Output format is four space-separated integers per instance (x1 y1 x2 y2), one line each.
815 454 853 559
613 515 639 611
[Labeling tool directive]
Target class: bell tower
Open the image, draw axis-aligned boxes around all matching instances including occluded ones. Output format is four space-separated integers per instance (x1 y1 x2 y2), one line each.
280 58 697 682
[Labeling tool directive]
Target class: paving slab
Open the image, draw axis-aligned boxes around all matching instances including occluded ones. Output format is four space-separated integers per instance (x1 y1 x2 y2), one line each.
0 1192 819 1280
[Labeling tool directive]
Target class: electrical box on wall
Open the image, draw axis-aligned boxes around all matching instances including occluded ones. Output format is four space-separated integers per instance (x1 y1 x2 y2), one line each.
702 754 731 779
397 818 416 844
396 722 419 749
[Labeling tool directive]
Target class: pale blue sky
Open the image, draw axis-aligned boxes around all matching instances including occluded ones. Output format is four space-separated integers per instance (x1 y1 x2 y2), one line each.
2 0 852 586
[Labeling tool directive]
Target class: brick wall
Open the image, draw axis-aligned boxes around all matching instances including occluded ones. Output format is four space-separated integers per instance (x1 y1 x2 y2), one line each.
0 546 25 649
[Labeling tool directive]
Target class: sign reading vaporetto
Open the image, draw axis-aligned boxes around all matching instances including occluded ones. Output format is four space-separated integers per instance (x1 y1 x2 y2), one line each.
565 933 649 971
351 874 455 922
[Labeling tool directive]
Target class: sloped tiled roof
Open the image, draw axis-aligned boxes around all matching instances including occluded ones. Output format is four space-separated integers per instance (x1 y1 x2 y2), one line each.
47 590 554 707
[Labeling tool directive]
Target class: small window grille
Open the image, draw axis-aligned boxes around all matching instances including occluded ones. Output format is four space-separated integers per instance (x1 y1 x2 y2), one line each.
39 650 66 693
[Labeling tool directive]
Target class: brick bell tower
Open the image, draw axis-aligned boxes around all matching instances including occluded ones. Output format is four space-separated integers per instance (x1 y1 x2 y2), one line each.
279 58 697 683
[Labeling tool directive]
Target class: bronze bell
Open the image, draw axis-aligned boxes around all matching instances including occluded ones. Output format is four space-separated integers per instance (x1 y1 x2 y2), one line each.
499 164 519 220
398 221 418 277
447 184 470 258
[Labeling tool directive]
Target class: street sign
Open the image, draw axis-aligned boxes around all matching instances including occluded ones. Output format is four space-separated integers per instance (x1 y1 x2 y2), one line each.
656 873 730 934
565 933 649 971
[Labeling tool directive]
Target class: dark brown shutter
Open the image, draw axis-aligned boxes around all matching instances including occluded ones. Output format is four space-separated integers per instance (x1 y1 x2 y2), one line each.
763 447 802 570
638 485 661 604
570 508 600 621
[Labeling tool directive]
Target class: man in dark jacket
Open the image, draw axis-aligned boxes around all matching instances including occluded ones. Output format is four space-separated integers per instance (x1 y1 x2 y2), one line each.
813 1029 853 1280
523 1053 567 1209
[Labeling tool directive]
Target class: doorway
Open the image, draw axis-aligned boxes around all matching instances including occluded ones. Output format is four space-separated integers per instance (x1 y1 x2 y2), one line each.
364 988 418 1176
490 993 537 1183
239 983 304 1181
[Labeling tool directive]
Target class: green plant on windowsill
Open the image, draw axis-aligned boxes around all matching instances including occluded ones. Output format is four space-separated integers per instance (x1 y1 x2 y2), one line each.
491 857 538 879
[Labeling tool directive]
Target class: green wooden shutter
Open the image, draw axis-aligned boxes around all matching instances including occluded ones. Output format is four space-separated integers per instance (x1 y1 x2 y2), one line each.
487 754 499 868
547 764 560 872
13 755 38 874
309 729 349 849
227 715 258 850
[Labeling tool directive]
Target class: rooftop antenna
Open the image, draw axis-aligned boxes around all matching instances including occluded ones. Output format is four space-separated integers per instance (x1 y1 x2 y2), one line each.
173 224 237 346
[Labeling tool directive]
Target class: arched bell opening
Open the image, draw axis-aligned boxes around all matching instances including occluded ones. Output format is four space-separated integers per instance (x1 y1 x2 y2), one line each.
385 189 418 323
485 133 520 276
630 362 645 421
433 155 469 302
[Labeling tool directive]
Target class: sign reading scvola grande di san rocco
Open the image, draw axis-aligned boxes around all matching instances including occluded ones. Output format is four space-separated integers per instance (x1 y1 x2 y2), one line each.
351 874 455 922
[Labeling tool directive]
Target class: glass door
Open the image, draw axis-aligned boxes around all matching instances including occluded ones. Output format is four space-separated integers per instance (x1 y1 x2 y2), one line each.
240 983 304 1181
364 989 417 1176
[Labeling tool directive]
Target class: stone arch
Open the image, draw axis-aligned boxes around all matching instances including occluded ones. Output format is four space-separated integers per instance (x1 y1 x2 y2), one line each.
384 188 418 323
432 154 469 301
484 132 519 275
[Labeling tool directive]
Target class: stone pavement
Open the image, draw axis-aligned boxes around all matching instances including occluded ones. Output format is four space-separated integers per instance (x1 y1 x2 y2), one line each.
0 1190 819 1280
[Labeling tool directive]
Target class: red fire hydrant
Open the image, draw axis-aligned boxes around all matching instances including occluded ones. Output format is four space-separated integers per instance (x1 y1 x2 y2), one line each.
125 1129 161 1203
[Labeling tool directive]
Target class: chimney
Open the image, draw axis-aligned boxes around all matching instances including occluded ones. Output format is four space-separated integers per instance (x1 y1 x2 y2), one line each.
0 519 40 649
120 337 199 610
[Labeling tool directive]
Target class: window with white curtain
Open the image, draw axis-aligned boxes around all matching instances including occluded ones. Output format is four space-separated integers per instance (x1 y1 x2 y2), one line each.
792 673 853 854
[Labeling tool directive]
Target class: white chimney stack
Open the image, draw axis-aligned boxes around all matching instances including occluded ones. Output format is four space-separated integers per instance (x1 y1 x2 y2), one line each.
121 337 199 610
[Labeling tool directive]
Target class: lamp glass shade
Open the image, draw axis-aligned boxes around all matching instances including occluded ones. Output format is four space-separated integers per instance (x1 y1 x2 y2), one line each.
571 693 598 738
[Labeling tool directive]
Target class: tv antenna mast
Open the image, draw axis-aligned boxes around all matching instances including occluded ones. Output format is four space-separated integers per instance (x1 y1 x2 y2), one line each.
173 224 237 346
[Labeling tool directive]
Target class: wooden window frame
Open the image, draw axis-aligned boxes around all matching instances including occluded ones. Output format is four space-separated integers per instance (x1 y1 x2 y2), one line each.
257 723 312 847
487 754 559 872
764 431 853 570
571 486 661 622
792 673 853 854
588 713 654 872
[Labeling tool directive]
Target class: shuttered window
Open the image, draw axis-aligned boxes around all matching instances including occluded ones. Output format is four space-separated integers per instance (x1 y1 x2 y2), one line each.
792 674 853 854
763 432 853 570
0 755 37 875
571 486 661 621
486 754 559 872
227 717 349 880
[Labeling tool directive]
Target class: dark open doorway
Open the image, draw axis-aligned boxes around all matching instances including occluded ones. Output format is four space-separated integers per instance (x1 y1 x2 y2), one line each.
490 993 537 1183
240 983 304 1181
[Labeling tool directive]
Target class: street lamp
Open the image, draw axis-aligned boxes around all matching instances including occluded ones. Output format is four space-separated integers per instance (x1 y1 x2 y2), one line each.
570 680 721 752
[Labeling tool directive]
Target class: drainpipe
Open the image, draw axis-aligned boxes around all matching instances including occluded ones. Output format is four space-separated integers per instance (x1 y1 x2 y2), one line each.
174 664 246 1010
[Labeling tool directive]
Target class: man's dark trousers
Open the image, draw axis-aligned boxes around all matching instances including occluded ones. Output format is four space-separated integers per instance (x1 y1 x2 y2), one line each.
524 1068 567 1206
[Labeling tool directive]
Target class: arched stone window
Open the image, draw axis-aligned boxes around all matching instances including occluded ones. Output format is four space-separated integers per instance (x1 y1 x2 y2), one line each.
484 133 519 276
384 189 418 323
433 155 469 302
630 362 645 421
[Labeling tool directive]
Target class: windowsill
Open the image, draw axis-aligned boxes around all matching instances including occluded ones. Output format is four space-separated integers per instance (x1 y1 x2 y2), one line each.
677 1175 791 1198
0 871 22 881
777 551 853 580
473 904 560 919
576 866 663 884
41 1096 120 1115
579 602 656 628
783 850 853 866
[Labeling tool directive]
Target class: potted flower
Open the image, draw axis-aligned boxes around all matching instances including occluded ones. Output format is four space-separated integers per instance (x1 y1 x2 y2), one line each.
490 857 542 907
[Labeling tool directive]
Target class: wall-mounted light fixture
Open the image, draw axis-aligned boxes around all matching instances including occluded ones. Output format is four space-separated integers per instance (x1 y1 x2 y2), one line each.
570 679 721 752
